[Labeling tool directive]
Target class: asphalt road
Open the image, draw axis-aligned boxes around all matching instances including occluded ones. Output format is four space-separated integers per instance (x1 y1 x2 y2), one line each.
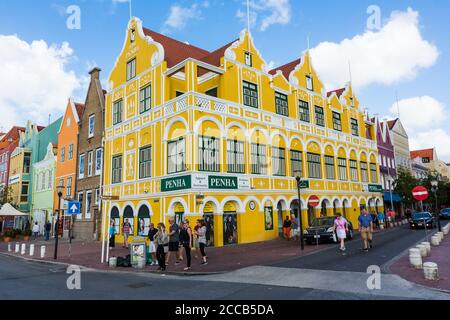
273 224 433 272
0 224 443 300
0 253 412 300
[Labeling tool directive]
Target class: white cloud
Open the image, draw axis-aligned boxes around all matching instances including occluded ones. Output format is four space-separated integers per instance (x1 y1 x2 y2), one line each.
163 3 206 33
310 8 439 90
410 129 450 162
390 96 450 162
236 0 291 31
0 35 81 130
389 96 447 131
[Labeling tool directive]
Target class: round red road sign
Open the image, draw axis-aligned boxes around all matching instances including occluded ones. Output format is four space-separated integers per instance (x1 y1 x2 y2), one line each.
412 186 429 201
308 195 320 207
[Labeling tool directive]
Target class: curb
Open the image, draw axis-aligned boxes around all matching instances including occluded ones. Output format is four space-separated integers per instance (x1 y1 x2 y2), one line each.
383 236 450 295
0 251 227 276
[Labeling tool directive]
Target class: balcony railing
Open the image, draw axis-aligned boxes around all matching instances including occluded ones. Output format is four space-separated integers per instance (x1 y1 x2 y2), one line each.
110 92 378 151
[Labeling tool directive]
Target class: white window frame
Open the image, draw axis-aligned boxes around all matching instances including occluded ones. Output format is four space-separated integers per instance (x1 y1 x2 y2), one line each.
87 151 93 177
66 177 72 197
77 192 83 220
88 114 95 138
95 148 103 176
95 188 100 206
85 190 92 220
79 154 85 179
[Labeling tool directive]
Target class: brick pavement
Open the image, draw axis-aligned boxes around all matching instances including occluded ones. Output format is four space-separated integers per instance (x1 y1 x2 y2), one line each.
389 223 450 292
0 223 404 275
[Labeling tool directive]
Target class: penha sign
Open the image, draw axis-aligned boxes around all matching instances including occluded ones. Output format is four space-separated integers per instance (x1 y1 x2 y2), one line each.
209 176 238 189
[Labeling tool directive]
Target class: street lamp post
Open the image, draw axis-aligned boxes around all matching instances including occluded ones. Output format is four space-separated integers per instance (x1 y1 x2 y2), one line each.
54 184 65 260
431 179 441 232
294 171 304 251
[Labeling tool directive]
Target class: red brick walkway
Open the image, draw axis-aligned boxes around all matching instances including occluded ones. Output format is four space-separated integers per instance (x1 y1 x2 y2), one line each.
389 225 450 292
0 224 404 275
1 236 332 274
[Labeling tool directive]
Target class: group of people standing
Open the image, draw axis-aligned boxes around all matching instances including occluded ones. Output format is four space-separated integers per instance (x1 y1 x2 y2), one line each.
282 214 300 241
109 218 208 272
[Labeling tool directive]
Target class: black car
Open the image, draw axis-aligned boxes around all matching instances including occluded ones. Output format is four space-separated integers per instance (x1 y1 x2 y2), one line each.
409 212 436 229
304 216 353 244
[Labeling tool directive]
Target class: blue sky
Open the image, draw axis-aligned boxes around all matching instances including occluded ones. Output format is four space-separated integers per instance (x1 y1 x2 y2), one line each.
0 0 449 160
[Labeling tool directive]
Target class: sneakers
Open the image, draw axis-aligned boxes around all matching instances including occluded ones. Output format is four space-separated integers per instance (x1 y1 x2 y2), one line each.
363 248 369 252
201 261 208 265
183 267 191 271
339 247 346 251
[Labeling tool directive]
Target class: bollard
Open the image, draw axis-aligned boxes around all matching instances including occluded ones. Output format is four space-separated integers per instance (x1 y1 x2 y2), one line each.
409 248 422 269
29 244 35 257
431 236 440 246
21 243 26 255
444 226 449 236
40 245 46 258
416 244 427 257
423 262 439 280
109 257 117 268
136 257 146 269
15 243 20 253
437 232 444 241
420 242 431 256
7 243 12 252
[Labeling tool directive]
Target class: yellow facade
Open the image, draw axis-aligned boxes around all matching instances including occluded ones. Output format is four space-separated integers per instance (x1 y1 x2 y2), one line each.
102 17 384 246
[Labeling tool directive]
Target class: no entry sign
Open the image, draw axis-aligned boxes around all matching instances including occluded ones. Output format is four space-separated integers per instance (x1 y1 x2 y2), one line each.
412 186 429 201
308 195 320 207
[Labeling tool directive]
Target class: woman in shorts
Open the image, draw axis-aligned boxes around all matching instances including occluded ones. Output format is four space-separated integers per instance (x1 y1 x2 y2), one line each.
333 213 348 252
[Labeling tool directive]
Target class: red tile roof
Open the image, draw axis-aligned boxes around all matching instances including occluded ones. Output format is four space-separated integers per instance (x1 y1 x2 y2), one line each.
0 126 25 149
199 40 237 67
143 28 210 68
387 119 397 130
74 103 85 119
410 149 434 161
269 59 301 79
327 88 345 98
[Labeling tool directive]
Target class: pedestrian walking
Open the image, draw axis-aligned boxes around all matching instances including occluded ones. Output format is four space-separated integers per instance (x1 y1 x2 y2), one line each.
155 223 168 271
377 211 385 229
370 211 379 229
32 222 39 240
166 218 180 265
109 220 116 250
290 214 299 241
193 223 200 259
358 209 373 252
282 216 291 240
179 220 193 271
147 223 158 265
44 221 51 241
333 213 348 252
122 218 132 248
195 219 208 265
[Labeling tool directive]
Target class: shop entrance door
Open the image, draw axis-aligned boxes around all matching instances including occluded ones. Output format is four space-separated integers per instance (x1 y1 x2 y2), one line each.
307 206 315 227
203 214 214 247
223 212 237 245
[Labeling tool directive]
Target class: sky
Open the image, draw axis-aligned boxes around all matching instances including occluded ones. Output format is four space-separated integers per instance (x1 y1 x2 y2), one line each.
0 0 449 161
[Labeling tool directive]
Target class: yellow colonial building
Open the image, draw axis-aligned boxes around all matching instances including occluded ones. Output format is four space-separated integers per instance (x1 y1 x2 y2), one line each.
102 17 383 247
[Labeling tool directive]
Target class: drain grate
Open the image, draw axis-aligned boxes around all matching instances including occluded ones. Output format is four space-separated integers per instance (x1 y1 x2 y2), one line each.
127 282 153 289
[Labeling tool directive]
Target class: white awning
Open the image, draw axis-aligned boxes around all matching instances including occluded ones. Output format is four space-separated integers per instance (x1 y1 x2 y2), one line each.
0 203 28 216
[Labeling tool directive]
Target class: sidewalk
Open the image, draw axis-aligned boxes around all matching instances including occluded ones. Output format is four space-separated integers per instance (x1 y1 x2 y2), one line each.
389 223 450 292
0 224 400 275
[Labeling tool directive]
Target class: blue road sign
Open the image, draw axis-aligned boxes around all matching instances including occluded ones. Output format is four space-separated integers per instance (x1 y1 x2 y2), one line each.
68 201 81 215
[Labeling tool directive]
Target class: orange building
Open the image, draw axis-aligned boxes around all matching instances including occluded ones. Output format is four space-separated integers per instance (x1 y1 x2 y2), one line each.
54 99 85 230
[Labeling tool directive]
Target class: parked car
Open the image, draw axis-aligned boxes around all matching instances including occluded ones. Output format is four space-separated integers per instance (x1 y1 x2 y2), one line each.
409 212 436 229
439 208 450 219
304 216 353 244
